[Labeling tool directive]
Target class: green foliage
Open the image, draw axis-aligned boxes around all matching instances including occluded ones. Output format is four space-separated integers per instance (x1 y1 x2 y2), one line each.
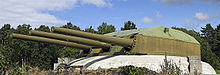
16 24 32 34
58 47 80 58
84 26 97 33
0 24 14 46
0 46 8 74
0 23 85 70
201 24 214 38
215 24 220 62
120 65 141 75
97 22 115 34
0 23 81 71
201 24 219 53
121 21 137 30
1 24 58 70
216 70 220 74
35 25 50 32
119 65 158 75
61 22 81 30
0 50 30 74
200 24 220 69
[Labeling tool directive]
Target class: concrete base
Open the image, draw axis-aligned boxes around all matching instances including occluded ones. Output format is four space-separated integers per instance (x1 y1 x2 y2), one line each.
188 56 202 74
201 61 216 74
69 55 189 73
54 58 75 70
55 55 216 74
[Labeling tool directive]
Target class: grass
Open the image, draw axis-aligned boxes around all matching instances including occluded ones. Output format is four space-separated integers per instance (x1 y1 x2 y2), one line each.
216 70 220 74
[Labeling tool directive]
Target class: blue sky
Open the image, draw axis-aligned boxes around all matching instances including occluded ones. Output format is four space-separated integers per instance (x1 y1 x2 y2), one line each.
1 0 220 31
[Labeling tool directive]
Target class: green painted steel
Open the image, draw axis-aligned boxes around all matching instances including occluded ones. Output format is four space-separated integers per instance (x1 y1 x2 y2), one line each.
11 33 92 50
131 35 200 56
30 30 111 49
105 26 199 45
51 26 134 47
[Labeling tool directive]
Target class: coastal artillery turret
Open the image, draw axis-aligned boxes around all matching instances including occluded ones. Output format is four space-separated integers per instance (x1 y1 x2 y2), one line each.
11 26 208 74
11 26 200 57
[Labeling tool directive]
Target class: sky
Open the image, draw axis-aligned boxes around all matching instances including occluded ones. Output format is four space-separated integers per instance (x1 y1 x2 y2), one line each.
1 0 220 31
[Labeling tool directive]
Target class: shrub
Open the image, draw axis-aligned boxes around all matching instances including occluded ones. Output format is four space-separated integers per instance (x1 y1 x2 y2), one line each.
159 59 182 75
119 65 158 75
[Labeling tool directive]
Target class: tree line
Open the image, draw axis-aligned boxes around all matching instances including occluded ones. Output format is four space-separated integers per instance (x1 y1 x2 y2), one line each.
0 21 219 71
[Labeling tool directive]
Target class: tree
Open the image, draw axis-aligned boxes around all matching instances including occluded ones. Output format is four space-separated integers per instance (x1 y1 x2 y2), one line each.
58 47 80 58
201 24 217 50
201 24 214 38
0 23 81 70
0 24 33 71
12 24 33 66
84 26 97 33
215 24 220 61
1 24 60 70
201 24 220 62
0 24 13 45
0 24 17 73
16 24 32 34
61 22 81 30
121 21 137 30
32 25 61 69
97 22 115 34
35 25 50 32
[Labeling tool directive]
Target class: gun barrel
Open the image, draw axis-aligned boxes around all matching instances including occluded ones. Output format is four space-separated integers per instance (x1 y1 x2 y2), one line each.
29 30 111 49
51 26 133 47
11 33 92 50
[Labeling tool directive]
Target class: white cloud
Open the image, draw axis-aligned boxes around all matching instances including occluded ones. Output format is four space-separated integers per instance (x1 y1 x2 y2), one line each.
81 0 112 7
0 0 112 28
194 12 210 21
156 11 163 18
142 17 154 24
0 0 78 28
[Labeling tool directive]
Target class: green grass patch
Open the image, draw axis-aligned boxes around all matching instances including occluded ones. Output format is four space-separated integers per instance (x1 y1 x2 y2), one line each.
216 70 220 74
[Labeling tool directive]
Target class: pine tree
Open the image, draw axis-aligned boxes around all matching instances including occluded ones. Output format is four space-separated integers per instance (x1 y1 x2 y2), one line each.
201 24 218 52
97 22 115 34
215 24 220 61
61 22 81 30
121 21 137 30
84 26 97 33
